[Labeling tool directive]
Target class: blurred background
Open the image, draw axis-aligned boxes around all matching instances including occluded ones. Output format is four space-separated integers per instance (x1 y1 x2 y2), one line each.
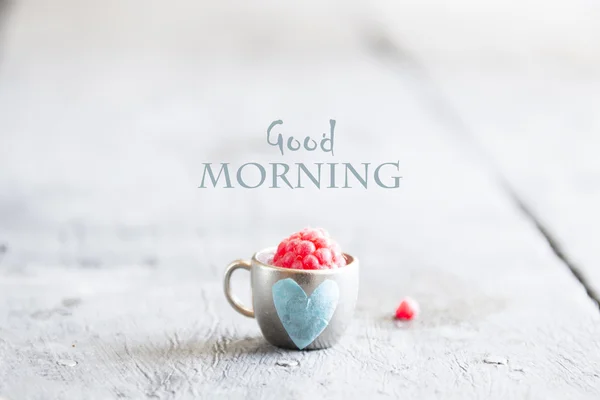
0 0 599 283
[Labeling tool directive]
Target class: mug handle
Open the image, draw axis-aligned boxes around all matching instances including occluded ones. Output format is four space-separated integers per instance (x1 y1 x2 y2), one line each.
223 260 255 318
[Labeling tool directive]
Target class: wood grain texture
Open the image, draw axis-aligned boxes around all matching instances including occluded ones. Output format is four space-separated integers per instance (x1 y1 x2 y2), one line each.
414 61 600 302
372 0 600 303
1 1 600 399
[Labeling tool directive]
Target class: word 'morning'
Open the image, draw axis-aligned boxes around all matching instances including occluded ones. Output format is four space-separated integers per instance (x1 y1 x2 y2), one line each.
199 162 401 189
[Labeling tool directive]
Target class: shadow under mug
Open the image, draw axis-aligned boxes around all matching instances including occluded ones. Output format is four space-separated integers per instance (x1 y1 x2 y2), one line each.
224 247 359 350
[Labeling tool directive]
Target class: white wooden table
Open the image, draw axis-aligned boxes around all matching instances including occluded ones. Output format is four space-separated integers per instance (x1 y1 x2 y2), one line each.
1 1 599 399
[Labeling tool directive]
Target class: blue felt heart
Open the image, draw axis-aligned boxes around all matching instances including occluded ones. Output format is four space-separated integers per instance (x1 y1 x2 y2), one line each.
272 278 340 350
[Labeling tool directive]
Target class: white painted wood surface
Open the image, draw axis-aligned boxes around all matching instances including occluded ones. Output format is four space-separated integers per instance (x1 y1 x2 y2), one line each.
1 1 600 399
375 0 600 303
417 55 600 302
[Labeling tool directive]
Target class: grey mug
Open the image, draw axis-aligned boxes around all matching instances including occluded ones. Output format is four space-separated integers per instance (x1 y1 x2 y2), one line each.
224 247 359 350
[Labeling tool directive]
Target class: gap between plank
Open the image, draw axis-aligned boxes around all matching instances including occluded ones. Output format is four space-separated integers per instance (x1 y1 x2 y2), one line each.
498 178 600 309
364 27 600 310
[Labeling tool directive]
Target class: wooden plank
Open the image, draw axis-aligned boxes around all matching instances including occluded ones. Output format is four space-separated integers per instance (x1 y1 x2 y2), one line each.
412 68 600 303
1 1 600 399
369 0 600 302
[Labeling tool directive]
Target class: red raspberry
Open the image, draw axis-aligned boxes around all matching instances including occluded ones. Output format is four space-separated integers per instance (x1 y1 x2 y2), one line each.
272 227 346 270
394 297 420 320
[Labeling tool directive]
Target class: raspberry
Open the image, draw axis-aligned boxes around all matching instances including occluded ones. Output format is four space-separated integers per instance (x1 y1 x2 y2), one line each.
272 227 346 270
394 297 420 320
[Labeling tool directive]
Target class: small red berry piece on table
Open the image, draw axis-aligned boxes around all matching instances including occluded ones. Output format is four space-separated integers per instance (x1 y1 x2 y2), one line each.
395 297 420 320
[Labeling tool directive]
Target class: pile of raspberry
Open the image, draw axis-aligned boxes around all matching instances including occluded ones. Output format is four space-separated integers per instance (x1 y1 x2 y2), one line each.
272 228 346 270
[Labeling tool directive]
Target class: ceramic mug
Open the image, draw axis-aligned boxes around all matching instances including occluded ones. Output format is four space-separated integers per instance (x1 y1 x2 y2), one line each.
224 247 359 350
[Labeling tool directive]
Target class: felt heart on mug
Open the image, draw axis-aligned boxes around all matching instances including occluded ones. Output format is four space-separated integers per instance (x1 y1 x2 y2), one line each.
272 278 339 350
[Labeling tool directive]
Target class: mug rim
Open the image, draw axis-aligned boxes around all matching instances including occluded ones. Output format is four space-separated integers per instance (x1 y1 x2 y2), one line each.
252 247 358 275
